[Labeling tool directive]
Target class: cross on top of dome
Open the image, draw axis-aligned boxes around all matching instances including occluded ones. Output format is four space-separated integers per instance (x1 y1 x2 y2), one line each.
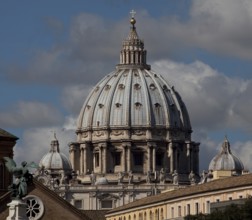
117 10 151 70
130 9 136 27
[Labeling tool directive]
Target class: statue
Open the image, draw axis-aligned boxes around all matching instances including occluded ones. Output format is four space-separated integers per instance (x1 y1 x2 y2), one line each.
89 171 96 185
160 168 165 183
128 170 133 184
189 170 196 185
146 170 151 184
118 172 125 184
3 157 33 199
172 170 178 185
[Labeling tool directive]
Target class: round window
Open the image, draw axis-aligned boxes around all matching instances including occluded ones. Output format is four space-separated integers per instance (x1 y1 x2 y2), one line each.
23 195 44 220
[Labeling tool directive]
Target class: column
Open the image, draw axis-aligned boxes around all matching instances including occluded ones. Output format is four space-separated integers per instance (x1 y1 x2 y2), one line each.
122 145 126 172
103 144 107 173
83 145 87 174
174 144 178 172
80 146 84 174
152 147 156 171
169 142 174 173
186 142 191 172
127 145 131 172
99 145 102 173
147 146 151 172
69 144 76 171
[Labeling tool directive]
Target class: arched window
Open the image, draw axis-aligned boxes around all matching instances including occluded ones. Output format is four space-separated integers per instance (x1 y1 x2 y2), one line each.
133 214 136 220
139 213 143 220
160 208 164 220
150 210 153 220
128 215 131 220
155 209 158 220
144 212 147 220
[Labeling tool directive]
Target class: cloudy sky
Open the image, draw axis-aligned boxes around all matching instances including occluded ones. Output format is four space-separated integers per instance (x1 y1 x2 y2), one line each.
1 0 252 172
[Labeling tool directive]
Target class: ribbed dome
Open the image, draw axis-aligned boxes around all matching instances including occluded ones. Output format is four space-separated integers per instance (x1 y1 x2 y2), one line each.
77 17 191 139
39 137 72 171
209 137 244 174
71 15 199 181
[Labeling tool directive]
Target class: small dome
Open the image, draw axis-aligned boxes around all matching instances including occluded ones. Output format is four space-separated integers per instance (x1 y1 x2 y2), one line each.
95 176 109 185
39 137 72 171
209 137 244 174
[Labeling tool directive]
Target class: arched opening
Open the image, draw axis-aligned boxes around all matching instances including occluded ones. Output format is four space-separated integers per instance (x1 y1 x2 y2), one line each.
160 208 164 220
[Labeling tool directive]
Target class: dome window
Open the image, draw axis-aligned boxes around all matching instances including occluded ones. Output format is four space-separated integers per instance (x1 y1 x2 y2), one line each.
134 83 141 90
115 103 122 108
86 105 91 110
118 84 125 89
98 103 104 108
135 102 142 109
163 85 168 91
154 103 161 108
105 85 111 90
95 86 100 92
149 83 156 90
134 72 139 77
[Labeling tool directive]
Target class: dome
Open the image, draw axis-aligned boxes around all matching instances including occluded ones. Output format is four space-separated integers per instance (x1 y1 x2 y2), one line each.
39 137 72 172
209 137 244 174
77 18 192 141
70 15 199 183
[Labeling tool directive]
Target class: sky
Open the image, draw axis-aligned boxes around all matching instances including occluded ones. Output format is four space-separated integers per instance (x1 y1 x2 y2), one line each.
1 0 252 172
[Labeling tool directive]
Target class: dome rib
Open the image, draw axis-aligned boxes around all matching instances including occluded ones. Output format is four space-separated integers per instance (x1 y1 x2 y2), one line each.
145 70 169 127
137 68 151 127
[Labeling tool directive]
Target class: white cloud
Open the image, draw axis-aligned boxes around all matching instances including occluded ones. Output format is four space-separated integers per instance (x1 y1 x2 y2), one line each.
5 1 252 87
153 59 250 131
61 84 92 115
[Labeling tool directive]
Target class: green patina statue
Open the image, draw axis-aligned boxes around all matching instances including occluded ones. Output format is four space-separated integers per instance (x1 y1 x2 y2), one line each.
3 157 34 199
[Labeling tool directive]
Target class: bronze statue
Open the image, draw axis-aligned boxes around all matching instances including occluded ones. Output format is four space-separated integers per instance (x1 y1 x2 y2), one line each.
3 157 33 199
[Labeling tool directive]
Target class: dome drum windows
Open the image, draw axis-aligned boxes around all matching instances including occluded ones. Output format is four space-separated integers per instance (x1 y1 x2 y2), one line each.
133 151 144 166
113 151 122 166
94 151 100 167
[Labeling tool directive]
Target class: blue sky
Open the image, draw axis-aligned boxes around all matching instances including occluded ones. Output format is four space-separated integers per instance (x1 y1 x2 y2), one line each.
1 0 252 171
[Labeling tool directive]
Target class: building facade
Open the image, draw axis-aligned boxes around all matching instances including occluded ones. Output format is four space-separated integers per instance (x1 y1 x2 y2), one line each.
105 173 252 220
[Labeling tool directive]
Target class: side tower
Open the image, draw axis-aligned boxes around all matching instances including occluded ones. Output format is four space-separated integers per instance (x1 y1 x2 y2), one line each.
70 14 200 184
